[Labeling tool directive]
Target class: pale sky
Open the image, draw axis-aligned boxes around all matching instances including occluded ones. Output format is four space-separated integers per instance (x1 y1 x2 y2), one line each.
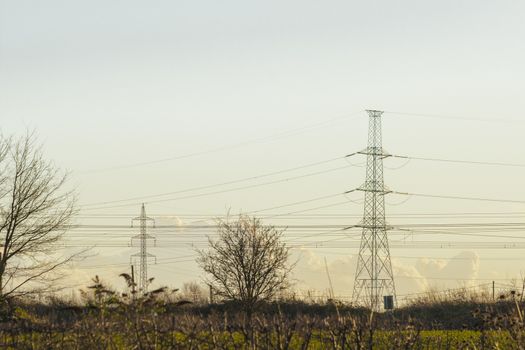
2 0 525 302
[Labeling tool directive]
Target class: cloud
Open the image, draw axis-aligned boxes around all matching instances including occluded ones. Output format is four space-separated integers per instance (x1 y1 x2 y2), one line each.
291 249 481 302
414 251 480 289
155 216 184 227
392 262 428 297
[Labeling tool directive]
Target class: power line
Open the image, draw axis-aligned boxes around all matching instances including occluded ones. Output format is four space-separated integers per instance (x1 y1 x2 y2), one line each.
385 111 525 124
60 221 525 230
392 222 525 228
310 251 525 261
80 155 347 207
79 256 197 270
67 210 525 218
391 228 525 241
79 111 364 174
80 166 352 211
390 154 525 168
247 193 347 215
260 201 353 220
393 191 525 205
56 239 525 249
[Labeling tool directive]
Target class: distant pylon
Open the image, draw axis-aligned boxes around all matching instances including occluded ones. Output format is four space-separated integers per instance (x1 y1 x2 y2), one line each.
352 110 396 311
131 203 155 294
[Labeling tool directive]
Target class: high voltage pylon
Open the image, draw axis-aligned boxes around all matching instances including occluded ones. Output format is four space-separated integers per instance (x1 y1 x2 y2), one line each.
352 110 397 311
131 203 155 294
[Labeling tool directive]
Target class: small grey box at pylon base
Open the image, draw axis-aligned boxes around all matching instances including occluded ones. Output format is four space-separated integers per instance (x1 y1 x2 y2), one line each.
383 295 394 310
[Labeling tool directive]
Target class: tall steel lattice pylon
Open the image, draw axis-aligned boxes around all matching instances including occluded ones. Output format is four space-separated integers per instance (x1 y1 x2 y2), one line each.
131 203 155 294
351 110 397 311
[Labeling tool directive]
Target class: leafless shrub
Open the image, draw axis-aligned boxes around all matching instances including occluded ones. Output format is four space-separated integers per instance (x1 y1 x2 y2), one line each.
197 214 294 315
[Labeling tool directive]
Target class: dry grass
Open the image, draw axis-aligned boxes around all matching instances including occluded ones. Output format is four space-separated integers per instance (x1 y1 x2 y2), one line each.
0 283 525 349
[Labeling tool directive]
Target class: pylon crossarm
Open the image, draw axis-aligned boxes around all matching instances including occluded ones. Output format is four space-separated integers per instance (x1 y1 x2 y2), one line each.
353 224 394 230
356 188 392 195
357 150 392 159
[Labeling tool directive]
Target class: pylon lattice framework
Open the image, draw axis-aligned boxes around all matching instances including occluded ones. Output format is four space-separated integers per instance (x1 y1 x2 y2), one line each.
131 203 155 294
351 110 397 311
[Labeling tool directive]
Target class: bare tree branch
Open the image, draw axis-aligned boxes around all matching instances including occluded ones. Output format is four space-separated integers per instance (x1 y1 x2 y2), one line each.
0 132 78 299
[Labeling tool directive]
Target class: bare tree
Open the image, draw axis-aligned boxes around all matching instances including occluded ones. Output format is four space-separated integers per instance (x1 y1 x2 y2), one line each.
197 215 293 314
0 133 76 300
180 281 207 304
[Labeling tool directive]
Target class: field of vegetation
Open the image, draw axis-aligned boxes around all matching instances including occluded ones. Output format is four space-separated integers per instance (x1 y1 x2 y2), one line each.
1 284 525 350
